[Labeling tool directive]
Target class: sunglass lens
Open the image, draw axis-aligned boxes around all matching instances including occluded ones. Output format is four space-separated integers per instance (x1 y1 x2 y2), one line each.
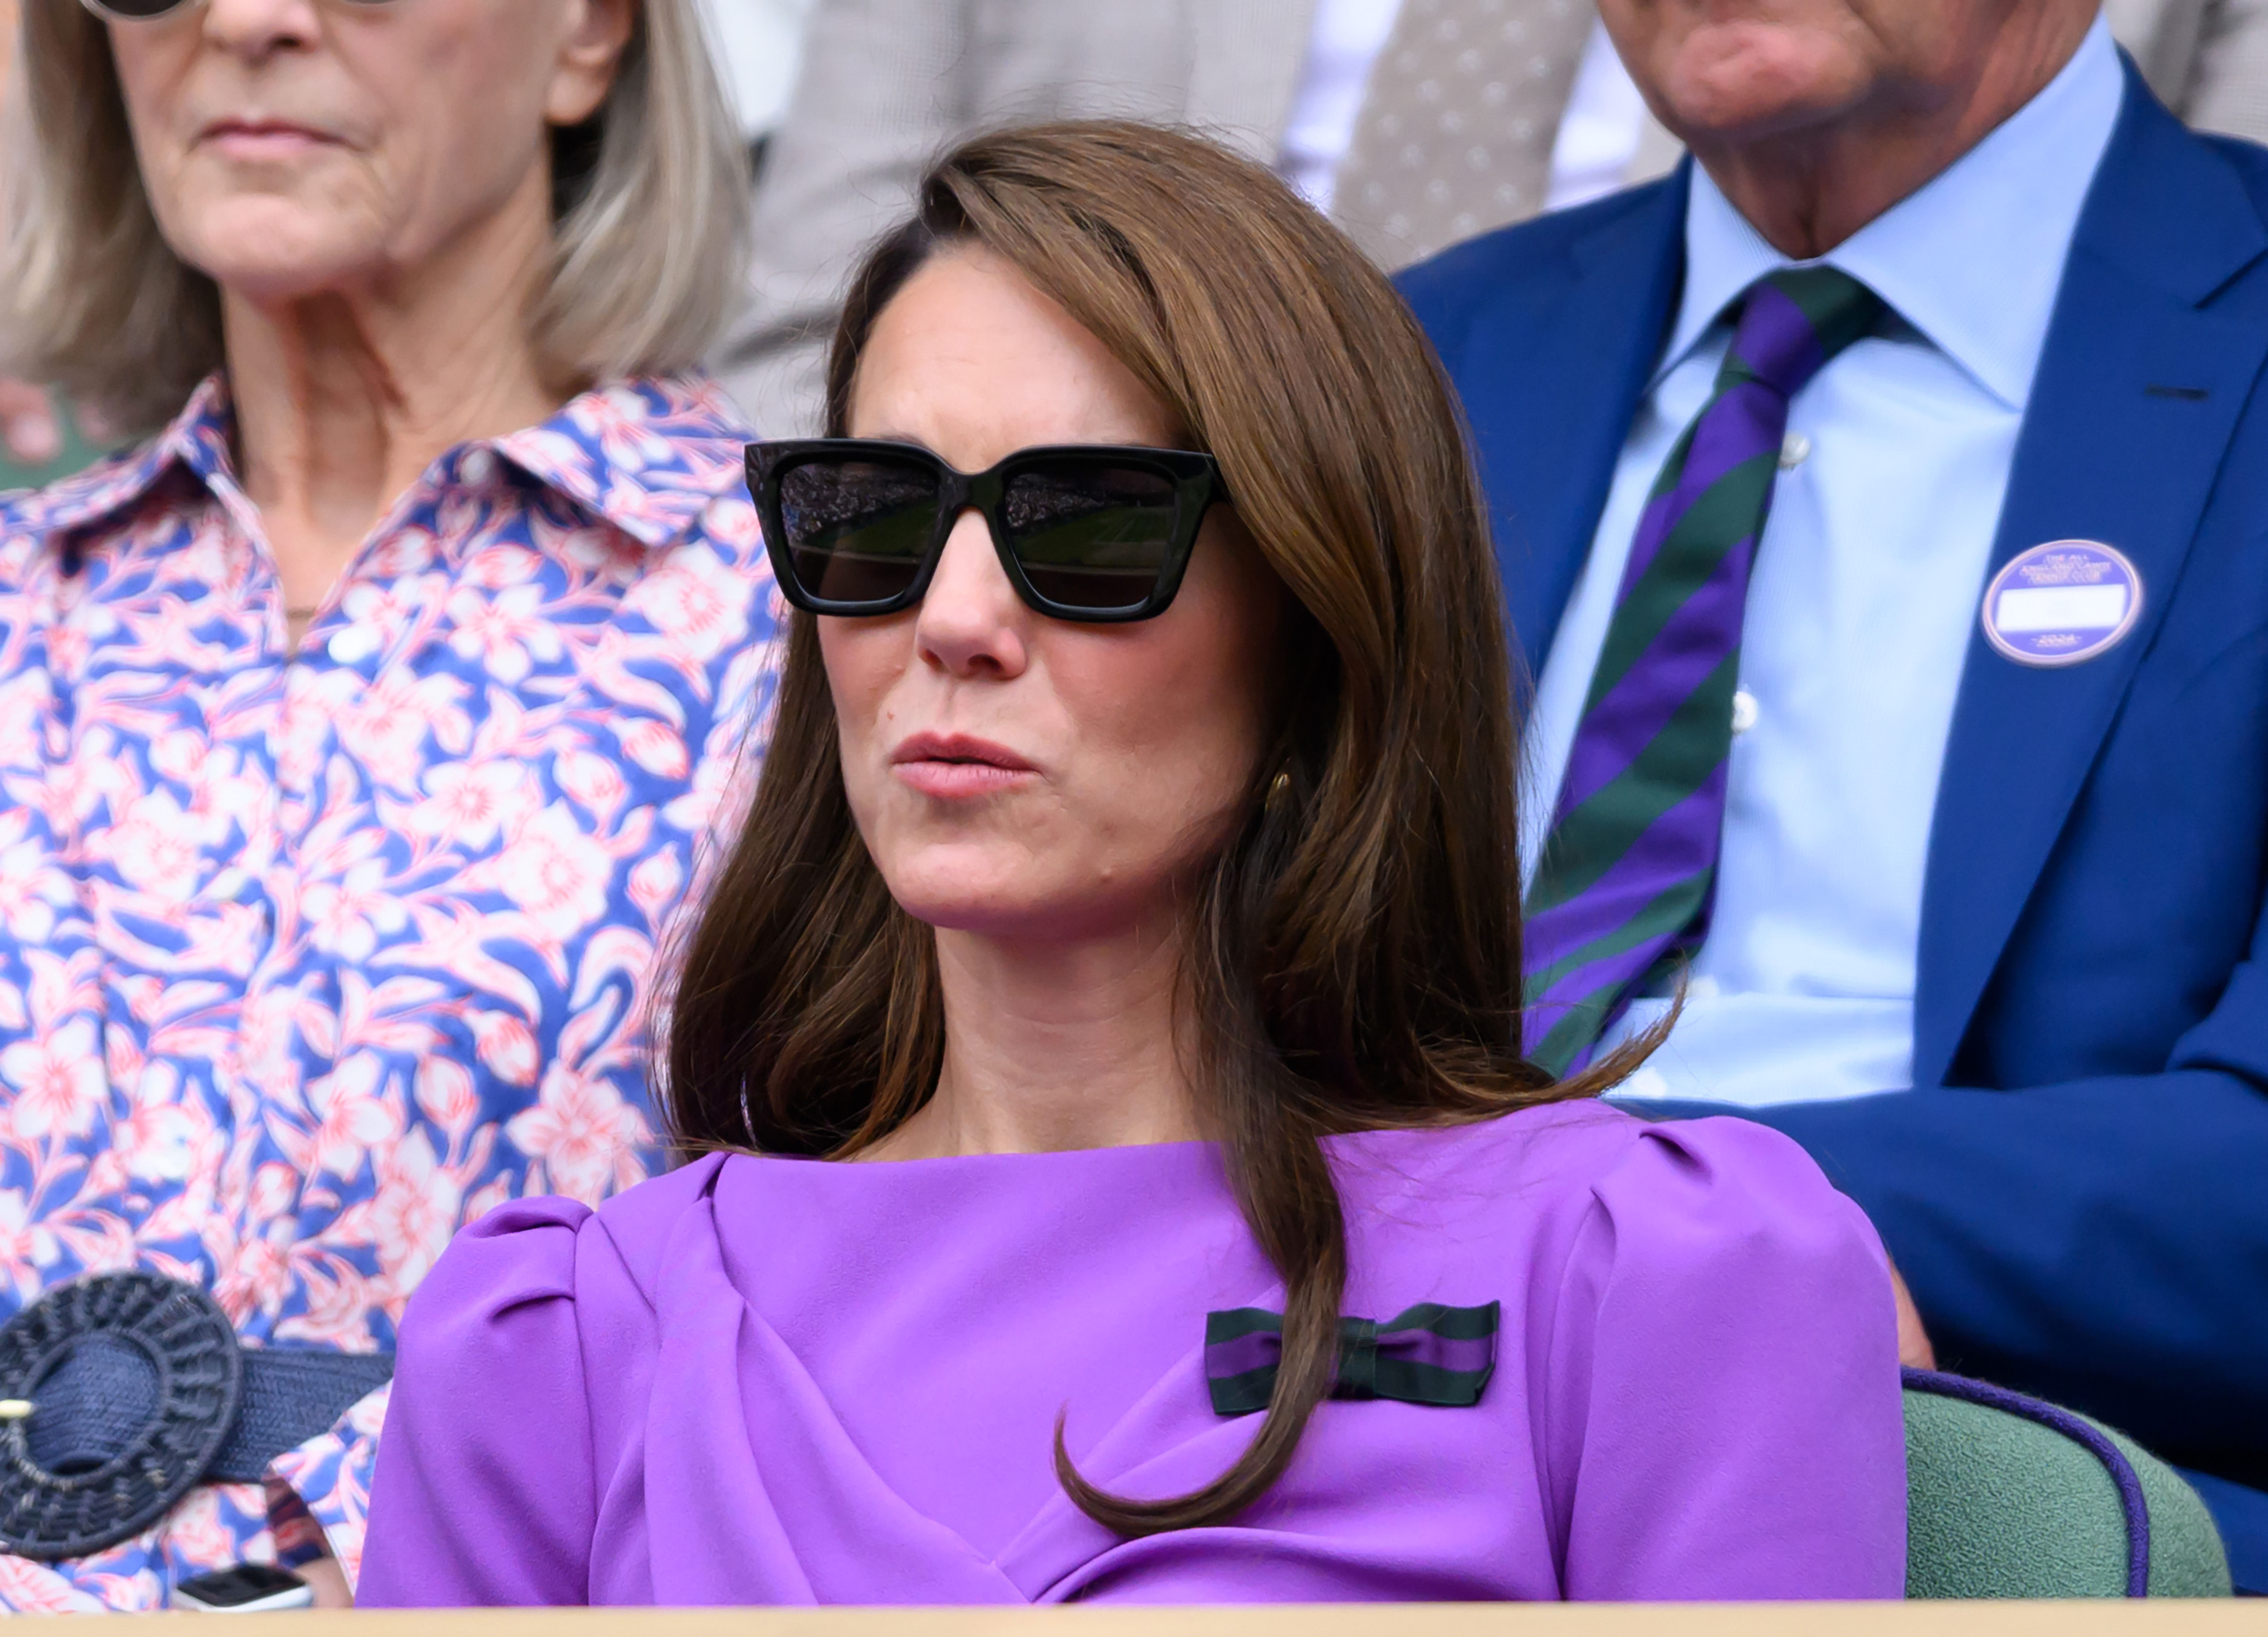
1001 461 1179 613
777 456 943 608
81 0 195 15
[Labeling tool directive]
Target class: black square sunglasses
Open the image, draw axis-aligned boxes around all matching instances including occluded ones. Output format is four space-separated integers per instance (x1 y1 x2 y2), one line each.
80 0 397 17
746 440 1228 624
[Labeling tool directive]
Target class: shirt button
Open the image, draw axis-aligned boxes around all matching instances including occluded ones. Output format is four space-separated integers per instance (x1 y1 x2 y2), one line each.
460 447 497 486
1779 431 1811 470
1730 688 1760 735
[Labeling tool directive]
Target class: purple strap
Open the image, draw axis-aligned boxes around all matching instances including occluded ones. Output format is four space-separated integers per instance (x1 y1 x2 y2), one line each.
1903 1365 2151 1597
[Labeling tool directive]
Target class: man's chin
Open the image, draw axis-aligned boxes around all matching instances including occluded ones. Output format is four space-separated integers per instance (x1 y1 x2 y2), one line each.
1646 24 1875 146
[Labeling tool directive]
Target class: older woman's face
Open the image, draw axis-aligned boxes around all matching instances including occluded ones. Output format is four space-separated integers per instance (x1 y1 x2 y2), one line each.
105 0 631 300
824 248 1282 946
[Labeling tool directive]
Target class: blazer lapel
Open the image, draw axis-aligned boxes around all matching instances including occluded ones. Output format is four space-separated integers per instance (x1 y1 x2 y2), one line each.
1913 78 2268 1088
1447 172 1687 681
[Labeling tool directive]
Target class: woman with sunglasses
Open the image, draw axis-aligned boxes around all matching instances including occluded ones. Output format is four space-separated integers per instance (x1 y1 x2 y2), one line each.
358 122 1906 1607
0 0 768 1609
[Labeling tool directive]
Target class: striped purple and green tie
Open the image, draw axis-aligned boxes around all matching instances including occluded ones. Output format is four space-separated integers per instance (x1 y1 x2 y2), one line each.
1523 266 1885 1077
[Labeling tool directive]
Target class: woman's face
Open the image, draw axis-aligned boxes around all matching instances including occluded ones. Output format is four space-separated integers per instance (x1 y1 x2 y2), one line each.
825 247 1283 946
105 0 631 302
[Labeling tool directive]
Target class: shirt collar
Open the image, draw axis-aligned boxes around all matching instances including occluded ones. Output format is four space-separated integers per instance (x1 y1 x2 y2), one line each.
19 372 754 550
10 373 235 537
1661 12 2126 411
490 377 755 549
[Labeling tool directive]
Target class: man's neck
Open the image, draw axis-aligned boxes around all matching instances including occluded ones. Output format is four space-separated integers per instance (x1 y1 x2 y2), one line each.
223 166 566 618
1689 6 2099 259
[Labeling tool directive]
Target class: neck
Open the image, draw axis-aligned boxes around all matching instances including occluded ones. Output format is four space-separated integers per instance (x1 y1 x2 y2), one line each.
865 915 1202 1161
1690 7 2097 259
224 164 567 615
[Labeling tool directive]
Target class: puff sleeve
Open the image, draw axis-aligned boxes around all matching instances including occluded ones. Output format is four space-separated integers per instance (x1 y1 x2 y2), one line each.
357 1199 597 1607
1541 1117 1908 1599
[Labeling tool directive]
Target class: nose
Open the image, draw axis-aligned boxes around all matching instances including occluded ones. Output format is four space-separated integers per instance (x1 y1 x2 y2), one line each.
912 510 1031 681
200 0 321 58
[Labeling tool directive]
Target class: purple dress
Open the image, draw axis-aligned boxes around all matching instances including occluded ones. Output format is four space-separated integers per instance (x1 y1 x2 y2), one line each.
357 1103 1906 1604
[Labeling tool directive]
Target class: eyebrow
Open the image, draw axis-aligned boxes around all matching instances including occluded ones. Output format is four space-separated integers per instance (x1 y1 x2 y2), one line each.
846 430 936 454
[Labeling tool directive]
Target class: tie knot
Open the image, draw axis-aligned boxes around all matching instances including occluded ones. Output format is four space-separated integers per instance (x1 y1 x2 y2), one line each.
1719 266 1885 399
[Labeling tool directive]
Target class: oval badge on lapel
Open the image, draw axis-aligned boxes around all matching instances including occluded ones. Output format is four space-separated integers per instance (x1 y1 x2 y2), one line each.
1981 539 2144 667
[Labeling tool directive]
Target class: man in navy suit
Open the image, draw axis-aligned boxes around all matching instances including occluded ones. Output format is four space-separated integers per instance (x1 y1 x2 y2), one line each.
1398 0 2268 1588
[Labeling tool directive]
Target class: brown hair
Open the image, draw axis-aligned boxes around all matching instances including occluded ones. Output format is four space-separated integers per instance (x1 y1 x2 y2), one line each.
664 121 1640 1536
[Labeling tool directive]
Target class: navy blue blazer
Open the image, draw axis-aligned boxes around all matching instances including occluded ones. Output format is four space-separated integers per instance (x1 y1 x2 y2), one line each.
1398 68 2268 1494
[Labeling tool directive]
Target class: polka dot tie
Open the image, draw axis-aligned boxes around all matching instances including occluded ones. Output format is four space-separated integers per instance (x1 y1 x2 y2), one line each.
1331 0 1598 269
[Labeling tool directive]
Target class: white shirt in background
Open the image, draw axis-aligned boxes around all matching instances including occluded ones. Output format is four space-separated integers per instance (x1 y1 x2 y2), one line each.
1276 0 1655 217
1543 20 1651 210
1277 0 1407 212
699 0 816 140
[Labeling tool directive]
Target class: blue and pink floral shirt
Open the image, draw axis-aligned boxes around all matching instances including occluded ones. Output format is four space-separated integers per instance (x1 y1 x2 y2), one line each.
0 373 778 1609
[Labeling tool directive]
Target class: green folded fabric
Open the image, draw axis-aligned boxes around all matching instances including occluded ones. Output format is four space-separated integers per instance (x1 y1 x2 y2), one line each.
1904 1371 2230 1598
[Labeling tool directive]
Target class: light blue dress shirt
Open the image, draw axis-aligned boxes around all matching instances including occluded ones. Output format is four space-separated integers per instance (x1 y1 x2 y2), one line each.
1522 17 2126 1107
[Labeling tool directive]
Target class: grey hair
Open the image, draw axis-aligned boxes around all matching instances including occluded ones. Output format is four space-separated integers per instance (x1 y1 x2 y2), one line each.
0 0 751 439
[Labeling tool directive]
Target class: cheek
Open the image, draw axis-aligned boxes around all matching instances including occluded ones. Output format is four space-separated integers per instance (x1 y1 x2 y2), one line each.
107 29 196 175
342 46 548 243
1592 0 1651 64
1142 532 1284 797
1051 609 1273 843
818 618 914 779
393 20 556 176
1872 0 1980 80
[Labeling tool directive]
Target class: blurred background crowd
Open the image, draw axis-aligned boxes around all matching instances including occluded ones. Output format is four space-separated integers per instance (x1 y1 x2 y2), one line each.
6 0 2266 478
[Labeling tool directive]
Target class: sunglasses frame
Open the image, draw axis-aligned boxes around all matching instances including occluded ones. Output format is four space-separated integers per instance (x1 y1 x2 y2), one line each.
78 0 396 19
77 0 200 16
747 439 1228 625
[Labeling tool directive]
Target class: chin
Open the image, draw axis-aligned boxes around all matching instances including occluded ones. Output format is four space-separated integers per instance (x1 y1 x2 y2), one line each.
170 199 385 302
877 849 1045 933
877 853 1155 942
1655 21 1869 140
887 885 1061 937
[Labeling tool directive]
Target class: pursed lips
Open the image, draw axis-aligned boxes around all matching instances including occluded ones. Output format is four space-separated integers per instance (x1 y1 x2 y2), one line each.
889 732 1038 800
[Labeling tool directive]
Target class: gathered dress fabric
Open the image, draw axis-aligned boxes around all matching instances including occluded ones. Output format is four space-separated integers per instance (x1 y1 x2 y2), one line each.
0 374 779 1609
360 1103 1907 1604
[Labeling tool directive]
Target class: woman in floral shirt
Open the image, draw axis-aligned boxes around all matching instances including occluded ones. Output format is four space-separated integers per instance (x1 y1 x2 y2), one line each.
0 0 774 1608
